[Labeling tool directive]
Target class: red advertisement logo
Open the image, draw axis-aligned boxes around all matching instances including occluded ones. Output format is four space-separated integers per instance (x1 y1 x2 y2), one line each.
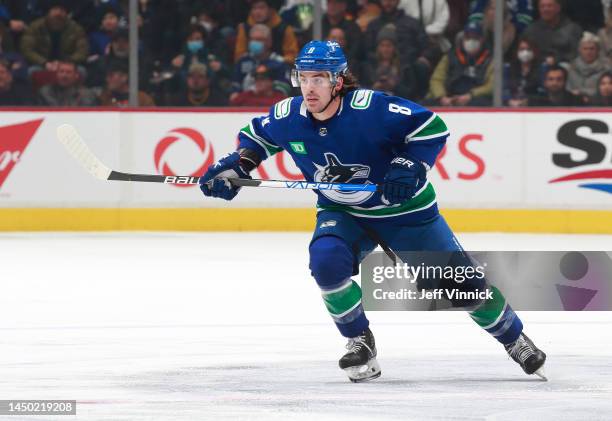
0 119 44 190
154 128 214 188
435 134 486 180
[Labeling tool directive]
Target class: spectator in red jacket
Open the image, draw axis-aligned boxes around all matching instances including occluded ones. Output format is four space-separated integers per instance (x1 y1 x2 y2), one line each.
230 63 287 106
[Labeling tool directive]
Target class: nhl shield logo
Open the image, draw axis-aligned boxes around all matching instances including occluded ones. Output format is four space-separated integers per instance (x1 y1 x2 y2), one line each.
319 127 328 136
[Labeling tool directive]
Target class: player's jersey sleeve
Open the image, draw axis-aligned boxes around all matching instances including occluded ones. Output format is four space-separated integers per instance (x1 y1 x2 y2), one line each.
237 99 290 160
378 93 449 168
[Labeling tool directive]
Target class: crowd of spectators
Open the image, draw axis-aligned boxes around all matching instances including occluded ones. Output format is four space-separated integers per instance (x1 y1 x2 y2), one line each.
1 0 612 108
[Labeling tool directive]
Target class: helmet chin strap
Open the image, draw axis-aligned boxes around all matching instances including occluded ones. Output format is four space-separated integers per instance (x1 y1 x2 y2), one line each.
317 80 341 115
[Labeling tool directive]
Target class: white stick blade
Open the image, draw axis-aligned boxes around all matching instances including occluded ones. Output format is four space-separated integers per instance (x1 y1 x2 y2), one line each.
56 124 111 180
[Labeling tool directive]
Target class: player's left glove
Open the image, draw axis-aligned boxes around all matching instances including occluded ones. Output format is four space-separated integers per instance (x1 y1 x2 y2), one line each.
199 152 252 201
381 153 427 205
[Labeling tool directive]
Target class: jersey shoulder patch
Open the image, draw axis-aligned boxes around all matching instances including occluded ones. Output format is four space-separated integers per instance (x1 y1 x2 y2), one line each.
273 97 293 120
349 89 374 110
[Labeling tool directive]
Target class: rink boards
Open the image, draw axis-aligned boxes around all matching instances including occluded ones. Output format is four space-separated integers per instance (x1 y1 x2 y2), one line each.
0 108 610 232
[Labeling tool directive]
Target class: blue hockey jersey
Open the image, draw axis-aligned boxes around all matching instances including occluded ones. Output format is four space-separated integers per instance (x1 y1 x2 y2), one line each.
237 89 450 223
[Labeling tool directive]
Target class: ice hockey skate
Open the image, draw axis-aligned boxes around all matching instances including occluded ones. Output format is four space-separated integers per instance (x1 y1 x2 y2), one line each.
339 328 381 383
505 333 547 380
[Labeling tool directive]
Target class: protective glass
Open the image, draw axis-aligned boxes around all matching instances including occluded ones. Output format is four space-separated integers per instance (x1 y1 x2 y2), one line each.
291 69 335 88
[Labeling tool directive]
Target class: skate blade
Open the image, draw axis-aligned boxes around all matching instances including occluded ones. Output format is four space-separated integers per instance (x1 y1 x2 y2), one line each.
344 358 381 383
534 367 548 381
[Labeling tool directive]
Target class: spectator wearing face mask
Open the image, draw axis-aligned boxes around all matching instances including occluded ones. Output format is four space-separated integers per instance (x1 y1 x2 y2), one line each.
234 0 299 64
230 23 290 102
170 24 227 82
191 5 231 65
504 37 544 107
567 32 608 99
427 21 493 106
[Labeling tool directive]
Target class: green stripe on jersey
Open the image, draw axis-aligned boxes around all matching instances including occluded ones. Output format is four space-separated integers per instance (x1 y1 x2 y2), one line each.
410 115 449 140
322 280 362 316
239 123 283 157
469 286 506 328
317 182 436 218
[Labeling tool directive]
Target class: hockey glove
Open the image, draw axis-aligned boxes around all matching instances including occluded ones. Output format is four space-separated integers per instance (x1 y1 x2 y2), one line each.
199 152 252 201
382 154 427 205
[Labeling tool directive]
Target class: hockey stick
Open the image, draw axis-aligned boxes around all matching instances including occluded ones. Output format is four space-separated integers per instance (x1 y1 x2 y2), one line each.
56 124 379 192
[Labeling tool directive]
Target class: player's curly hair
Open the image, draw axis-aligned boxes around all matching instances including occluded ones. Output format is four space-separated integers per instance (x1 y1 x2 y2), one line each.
337 71 359 97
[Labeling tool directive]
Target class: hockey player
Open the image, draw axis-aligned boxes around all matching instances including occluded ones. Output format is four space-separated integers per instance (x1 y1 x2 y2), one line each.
199 40 546 383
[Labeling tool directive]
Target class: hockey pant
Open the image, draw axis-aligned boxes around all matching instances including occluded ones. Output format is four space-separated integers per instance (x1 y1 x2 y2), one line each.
309 210 523 345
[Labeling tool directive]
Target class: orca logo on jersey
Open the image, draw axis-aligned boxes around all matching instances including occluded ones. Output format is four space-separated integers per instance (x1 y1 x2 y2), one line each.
313 153 374 204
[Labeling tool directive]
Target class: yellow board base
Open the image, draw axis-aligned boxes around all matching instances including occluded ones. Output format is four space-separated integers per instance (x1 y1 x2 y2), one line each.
0 208 610 233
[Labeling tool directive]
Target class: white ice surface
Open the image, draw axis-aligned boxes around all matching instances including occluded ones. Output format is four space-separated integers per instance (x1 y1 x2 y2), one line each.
1 232 611 420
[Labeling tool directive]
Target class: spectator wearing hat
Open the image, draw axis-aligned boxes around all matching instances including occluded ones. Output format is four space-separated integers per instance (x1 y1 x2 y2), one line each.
20 0 88 72
230 63 287 106
427 21 494 106
86 27 128 88
231 23 290 101
86 27 152 91
364 0 428 68
38 60 97 106
567 32 609 99
168 62 227 107
360 23 420 99
234 0 299 64
0 58 36 105
522 0 582 64
98 63 155 107
88 7 121 58
529 64 584 106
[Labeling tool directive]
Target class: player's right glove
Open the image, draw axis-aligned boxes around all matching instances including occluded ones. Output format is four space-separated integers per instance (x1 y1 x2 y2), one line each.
381 154 427 205
199 152 252 201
